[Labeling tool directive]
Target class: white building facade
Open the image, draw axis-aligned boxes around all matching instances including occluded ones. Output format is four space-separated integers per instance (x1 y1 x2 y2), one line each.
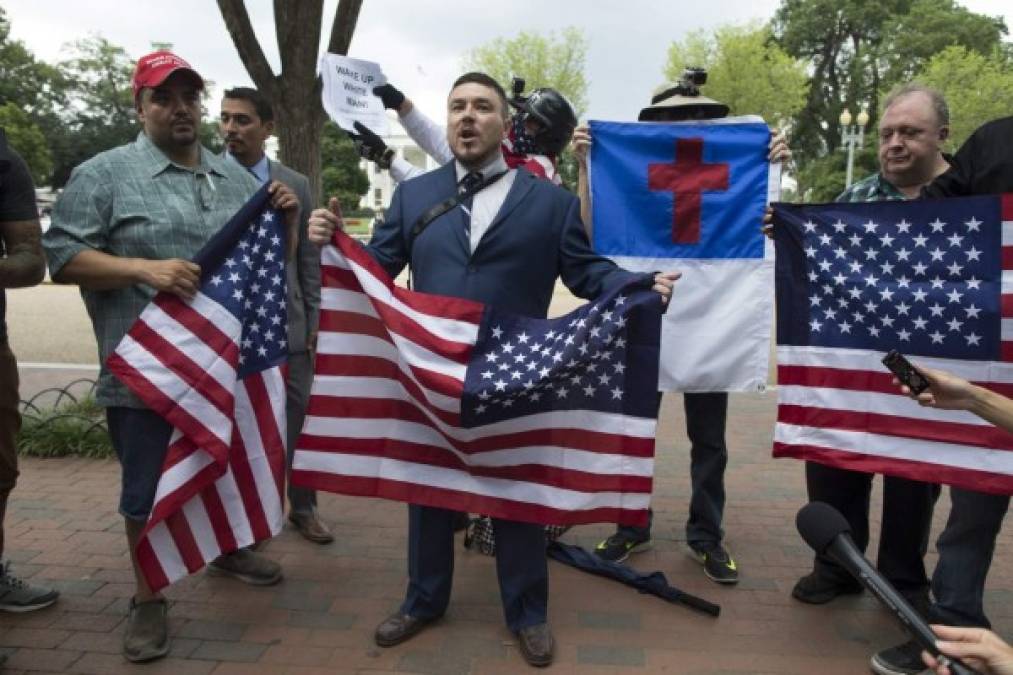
359 133 441 211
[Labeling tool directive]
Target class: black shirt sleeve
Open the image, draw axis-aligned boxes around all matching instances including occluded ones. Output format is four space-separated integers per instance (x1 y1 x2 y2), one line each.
923 116 1013 198
0 146 39 223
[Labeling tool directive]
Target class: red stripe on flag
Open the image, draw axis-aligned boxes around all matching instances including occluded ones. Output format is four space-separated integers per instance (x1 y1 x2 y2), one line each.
777 364 1013 400
225 378 276 542
773 442 1013 495
106 353 232 461
319 309 393 343
147 461 224 527
1002 194 1013 222
1003 294 1013 316
153 295 239 360
291 471 651 527
293 437 652 493
301 398 655 456
326 238 485 325
135 538 169 594
163 511 204 574
314 352 463 399
1003 247 1013 270
777 404 1013 451
310 355 459 426
125 320 236 416
1003 342 1013 362
200 484 237 555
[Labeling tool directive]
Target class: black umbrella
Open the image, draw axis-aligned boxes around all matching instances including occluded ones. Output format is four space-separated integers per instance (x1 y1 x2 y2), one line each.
547 541 720 617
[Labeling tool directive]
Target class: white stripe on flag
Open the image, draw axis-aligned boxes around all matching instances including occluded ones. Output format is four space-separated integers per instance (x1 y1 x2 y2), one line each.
214 466 256 549
115 334 235 448
144 521 188 583
181 497 222 564
296 452 653 511
311 375 460 414
137 302 238 391
151 447 216 506
317 331 467 382
775 422 1013 475
321 287 379 318
777 344 1013 383
1002 220 1013 246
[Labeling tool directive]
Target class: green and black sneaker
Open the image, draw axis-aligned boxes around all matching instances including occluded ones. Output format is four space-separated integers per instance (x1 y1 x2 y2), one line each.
689 541 739 584
593 530 651 563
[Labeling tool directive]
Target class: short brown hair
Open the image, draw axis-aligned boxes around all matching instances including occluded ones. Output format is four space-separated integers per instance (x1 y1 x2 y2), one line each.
450 72 509 119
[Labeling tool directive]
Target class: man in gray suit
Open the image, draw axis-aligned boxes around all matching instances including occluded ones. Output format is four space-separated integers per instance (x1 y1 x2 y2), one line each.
220 87 333 543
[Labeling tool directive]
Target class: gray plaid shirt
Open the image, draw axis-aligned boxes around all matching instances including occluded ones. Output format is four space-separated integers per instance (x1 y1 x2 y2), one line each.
43 132 260 408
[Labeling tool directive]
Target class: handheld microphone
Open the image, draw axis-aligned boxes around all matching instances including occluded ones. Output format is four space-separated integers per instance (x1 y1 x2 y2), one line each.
796 502 978 675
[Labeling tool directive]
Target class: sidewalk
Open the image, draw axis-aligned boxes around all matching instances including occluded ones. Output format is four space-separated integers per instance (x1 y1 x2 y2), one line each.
4 365 1012 674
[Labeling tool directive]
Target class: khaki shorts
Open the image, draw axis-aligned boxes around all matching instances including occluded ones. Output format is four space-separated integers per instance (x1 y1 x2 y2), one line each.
0 341 21 497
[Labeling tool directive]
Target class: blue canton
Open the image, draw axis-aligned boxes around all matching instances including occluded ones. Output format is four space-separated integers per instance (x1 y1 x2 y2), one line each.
461 278 660 427
781 196 1002 360
202 208 288 377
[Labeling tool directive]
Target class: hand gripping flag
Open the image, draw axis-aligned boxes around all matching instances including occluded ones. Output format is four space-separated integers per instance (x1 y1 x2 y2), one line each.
108 186 288 591
589 118 778 392
772 194 1013 495
290 229 664 527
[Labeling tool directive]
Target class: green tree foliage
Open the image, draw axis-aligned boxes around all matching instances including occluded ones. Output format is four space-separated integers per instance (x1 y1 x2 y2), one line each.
49 36 138 187
880 0 1007 85
663 22 808 128
463 27 589 119
320 121 369 214
773 0 1007 162
0 102 51 184
915 45 1013 151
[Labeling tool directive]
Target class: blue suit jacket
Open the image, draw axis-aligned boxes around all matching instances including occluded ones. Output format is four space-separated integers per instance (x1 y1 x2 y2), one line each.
365 162 634 316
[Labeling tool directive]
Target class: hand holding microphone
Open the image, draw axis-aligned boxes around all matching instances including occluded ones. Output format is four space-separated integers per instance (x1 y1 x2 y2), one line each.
796 502 980 675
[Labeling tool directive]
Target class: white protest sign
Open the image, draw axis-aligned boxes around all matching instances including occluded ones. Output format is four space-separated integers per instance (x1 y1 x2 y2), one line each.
319 53 389 134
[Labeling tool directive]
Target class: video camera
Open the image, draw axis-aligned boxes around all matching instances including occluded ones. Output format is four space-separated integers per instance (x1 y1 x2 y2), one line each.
674 67 707 97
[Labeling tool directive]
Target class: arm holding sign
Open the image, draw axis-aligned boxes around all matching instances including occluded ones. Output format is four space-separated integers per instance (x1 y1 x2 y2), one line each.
382 87 453 166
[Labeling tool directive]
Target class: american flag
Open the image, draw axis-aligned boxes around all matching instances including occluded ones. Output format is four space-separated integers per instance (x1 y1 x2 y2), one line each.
108 187 287 591
290 229 663 526
772 193 1013 495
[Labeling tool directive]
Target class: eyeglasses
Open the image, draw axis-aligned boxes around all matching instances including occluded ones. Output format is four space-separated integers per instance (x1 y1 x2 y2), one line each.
195 171 217 211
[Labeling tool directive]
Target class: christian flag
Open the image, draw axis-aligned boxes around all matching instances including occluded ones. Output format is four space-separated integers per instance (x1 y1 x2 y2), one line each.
589 117 778 392
108 187 287 591
772 194 1013 495
290 229 664 527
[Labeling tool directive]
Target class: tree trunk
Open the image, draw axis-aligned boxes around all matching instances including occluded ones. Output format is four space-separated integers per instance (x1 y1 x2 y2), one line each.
217 0 362 207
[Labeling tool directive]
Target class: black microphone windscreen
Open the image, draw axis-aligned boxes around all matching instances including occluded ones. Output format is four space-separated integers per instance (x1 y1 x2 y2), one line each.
796 502 852 555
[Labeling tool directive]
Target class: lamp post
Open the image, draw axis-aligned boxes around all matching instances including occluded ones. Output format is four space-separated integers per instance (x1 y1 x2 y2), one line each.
839 107 869 188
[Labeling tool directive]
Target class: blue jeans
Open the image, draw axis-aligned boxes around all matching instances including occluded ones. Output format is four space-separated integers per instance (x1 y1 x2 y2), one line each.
929 487 1009 628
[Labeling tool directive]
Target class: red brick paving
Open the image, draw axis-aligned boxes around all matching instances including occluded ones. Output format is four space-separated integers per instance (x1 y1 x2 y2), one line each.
3 385 1011 674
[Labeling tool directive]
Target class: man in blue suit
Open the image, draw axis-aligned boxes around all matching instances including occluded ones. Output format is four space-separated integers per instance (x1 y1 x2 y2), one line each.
309 72 678 667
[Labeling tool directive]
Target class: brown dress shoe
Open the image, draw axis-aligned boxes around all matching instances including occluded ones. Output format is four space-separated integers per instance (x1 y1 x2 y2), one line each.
288 511 334 544
517 622 554 667
374 612 433 647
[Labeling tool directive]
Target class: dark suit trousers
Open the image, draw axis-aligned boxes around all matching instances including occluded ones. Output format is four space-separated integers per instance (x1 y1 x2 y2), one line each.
285 351 316 513
805 461 940 601
400 504 548 632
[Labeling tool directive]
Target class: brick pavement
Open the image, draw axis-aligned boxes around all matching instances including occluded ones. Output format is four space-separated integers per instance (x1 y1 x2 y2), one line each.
2 379 1011 674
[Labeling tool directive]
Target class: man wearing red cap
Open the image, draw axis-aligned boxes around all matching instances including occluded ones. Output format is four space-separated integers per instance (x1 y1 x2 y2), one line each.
43 50 300 663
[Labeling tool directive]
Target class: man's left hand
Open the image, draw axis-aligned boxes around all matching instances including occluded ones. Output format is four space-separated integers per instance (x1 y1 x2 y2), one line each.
268 180 300 227
768 129 791 163
652 271 681 305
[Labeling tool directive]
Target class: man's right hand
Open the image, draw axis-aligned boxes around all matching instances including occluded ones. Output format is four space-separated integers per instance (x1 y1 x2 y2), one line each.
308 198 344 246
573 124 592 167
373 83 405 111
139 258 201 300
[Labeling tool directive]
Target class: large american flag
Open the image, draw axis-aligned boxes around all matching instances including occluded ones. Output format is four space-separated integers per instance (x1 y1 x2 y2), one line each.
290 229 663 526
772 193 1013 495
108 187 287 591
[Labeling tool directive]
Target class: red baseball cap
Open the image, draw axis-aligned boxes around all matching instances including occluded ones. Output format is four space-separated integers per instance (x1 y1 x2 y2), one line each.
132 50 204 101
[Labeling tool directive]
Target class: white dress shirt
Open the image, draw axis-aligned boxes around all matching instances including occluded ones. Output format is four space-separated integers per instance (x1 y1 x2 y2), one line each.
455 153 516 253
